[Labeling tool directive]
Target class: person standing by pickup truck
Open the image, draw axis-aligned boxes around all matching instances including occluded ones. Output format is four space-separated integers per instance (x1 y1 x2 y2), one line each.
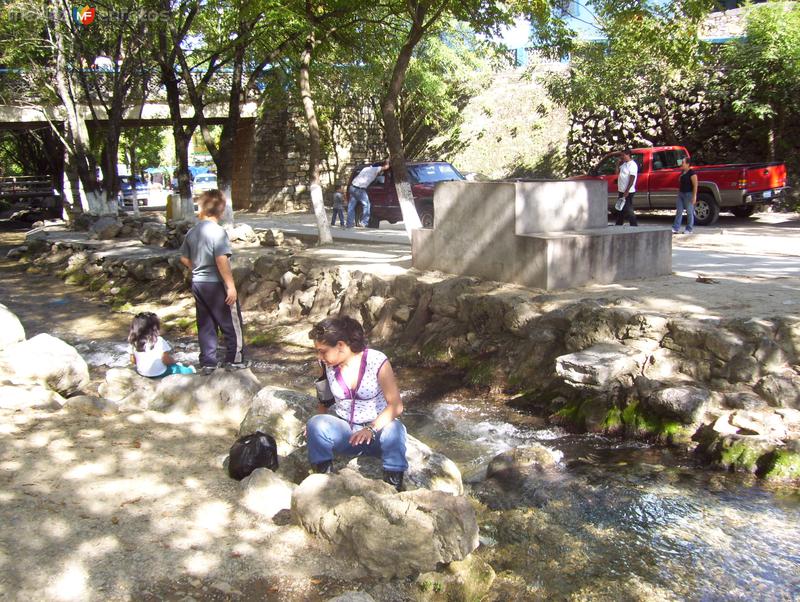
673 157 698 234
347 160 390 228
615 149 639 227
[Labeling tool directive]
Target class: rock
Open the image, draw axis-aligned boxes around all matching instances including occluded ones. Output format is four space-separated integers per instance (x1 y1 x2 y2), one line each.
62 395 119 416
261 228 284 247
140 224 168 246
729 410 786 438
761 450 800 481
226 223 258 242
416 555 496 602
697 432 778 473
99 367 158 408
391 274 423 306
555 343 644 388
0 333 89 396
240 467 295 518
238 387 310 456
486 444 562 483
643 385 711 423
6 246 27 260
723 391 768 411
341 436 465 495
0 303 25 350
88 216 122 240
0 383 65 410
754 374 800 409
152 368 261 419
712 413 740 435
326 593 375 602
775 408 800 426
291 469 479 578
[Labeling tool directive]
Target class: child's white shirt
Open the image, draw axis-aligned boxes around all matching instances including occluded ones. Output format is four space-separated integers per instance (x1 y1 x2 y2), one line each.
130 336 171 377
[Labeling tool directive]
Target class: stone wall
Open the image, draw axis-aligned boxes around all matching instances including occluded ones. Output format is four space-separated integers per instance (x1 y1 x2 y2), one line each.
248 104 384 213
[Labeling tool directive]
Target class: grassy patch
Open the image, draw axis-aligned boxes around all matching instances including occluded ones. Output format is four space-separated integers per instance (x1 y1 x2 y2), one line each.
246 326 284 347
166 316 198 335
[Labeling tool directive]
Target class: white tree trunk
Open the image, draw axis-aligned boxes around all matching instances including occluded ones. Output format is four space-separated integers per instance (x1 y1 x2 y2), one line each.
395 180 421 238
310 184 332 244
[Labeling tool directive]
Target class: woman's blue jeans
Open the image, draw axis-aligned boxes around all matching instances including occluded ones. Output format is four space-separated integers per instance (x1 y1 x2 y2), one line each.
306 413 409 472
674 192 695 232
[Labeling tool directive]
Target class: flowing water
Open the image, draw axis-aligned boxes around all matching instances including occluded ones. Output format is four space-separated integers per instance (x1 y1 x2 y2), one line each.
59 338 800 600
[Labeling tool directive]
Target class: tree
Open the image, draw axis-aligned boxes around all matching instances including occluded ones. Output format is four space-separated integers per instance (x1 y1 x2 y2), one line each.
723 2 800 161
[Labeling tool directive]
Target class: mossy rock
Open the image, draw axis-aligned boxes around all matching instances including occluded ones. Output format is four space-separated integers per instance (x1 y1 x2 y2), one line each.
416 554 496 601
697 432 776 474
247 327 285 347
760 450 800 482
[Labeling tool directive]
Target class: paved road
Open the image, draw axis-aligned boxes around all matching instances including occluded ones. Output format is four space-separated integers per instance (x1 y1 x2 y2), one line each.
237 210 800 279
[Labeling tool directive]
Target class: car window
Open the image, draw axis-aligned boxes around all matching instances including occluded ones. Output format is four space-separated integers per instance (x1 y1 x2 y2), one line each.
652 150 684 170
596 155 618 176
408 164 463 184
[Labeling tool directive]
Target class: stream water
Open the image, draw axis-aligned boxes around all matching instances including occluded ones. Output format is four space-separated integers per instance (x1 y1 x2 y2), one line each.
74 338 800 601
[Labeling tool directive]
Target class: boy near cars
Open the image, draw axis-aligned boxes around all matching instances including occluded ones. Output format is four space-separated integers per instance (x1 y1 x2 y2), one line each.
347 160 390 228
179 189 246 374
331 183 345 227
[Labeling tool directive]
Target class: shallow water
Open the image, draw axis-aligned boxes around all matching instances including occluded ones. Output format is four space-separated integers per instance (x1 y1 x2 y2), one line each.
403 393 800 601
24 328 800 600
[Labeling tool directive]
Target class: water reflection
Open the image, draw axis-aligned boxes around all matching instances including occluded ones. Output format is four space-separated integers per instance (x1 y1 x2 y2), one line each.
405 395 800 600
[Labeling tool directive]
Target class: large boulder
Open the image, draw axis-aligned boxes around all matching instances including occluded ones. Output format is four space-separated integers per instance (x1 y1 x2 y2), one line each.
0 304 25 350
485 444 562 483
0 383 65 410
0 334 89 396
99 367 158 408
556 343 644 389
152 367 261 419
240 467 295 518
88 216 122 240
291 469 479 578
238 386 309 455
642 384 712 424
62 395 119 416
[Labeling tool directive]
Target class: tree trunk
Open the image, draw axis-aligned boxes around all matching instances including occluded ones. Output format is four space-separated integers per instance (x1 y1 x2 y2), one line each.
381 26 426 238
161 63 196 221
49 1 108 215
299 31 333 245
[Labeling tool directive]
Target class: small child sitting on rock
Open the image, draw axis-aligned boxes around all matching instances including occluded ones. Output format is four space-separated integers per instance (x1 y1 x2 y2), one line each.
128 312 196 378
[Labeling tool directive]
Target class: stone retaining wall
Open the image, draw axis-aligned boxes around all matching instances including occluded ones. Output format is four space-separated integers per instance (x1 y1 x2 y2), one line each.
11 230 800 482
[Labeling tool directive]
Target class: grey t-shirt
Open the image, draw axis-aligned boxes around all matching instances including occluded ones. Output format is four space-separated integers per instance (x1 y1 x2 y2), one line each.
179 220 231 283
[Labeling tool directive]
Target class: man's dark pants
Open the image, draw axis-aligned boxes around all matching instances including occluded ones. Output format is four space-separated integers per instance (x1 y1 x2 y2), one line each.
615 192 638 226
191 281 245 367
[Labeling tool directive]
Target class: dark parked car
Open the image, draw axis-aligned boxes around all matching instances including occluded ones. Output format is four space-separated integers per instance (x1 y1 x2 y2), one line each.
345 161 464 228
117 175 149 208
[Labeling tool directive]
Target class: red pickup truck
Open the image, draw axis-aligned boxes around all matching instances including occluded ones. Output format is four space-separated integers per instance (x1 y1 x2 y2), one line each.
575 146 788 225
344 161 464 228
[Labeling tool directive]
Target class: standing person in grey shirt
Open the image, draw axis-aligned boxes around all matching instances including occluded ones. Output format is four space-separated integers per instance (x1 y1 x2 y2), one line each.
179 190 245 374
331 183 345 227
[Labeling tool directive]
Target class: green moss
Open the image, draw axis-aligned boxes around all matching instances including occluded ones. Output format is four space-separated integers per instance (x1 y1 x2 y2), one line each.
553 400 586 430
88 276 108 292
602 406 623 431
718 439 762 472
247 327 284 347
166 317 198 335
761 450 800 481
112 301 133 313
420 341 451 363
64 271 91 286
465 362 494 387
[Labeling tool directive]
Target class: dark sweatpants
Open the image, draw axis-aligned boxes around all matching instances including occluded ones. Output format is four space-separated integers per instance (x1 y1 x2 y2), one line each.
191 281 245 367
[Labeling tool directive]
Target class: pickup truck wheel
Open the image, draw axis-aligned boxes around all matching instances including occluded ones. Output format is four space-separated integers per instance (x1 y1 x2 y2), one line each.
694 194 720 226
419 206 434 229
366 215 380 228
731 206 756 218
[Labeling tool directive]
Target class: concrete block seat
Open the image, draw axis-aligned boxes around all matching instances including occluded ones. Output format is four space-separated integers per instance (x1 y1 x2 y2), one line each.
412 181 671 291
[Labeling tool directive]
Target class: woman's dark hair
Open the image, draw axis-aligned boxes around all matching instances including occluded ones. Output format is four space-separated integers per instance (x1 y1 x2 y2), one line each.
128 312 161 352
308 316 366 352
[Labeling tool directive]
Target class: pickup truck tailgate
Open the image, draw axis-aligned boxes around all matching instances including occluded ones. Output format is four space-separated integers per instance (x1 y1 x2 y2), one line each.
743 163 787 192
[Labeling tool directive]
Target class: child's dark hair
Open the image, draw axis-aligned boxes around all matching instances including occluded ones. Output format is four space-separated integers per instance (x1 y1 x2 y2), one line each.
128 312 161 352
308 316 366 352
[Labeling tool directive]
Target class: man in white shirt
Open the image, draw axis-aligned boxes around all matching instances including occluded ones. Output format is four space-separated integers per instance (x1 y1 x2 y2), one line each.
615 149 639 226
347 160 390 228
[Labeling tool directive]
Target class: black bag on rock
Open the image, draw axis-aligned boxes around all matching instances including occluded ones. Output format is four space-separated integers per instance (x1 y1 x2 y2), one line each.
315 365 335 407
228 431 279 480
